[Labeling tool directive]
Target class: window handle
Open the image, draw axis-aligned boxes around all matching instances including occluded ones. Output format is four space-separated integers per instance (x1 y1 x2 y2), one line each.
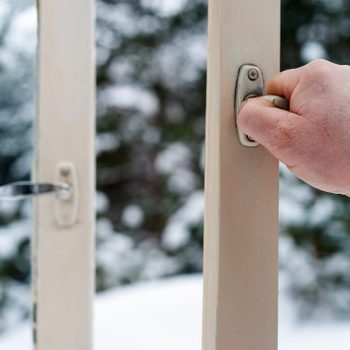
0 181 71 201
0 162 79 227
235 64 289 147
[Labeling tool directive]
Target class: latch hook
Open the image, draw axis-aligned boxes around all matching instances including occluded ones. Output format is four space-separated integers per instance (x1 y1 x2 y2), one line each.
235 64 289 147
0 162 79 228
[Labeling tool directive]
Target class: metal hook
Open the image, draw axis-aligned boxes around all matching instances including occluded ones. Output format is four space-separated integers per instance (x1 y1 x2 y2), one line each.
0 181 72 201
235 64 289 147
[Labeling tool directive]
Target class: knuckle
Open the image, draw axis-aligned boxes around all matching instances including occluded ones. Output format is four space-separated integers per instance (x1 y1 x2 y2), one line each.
306 59 332 80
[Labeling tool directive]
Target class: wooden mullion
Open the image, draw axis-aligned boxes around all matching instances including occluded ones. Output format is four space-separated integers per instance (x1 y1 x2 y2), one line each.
203 1 280 349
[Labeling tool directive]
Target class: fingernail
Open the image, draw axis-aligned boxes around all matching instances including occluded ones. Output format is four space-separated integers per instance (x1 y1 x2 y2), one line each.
239 100 248 111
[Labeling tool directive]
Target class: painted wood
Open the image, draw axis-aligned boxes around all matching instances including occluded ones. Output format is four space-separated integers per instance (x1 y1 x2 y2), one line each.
203 1 280 349
33 1 95 349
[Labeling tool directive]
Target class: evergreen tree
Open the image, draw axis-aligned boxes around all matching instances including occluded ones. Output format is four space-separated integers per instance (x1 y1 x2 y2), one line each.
0 2 36 331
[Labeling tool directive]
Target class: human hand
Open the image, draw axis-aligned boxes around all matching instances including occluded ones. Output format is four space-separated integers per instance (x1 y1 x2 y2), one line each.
237 59 350 196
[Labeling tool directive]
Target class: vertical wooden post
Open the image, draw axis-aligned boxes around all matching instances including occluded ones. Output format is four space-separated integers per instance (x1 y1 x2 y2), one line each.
33 1 95 349
203 1 280 350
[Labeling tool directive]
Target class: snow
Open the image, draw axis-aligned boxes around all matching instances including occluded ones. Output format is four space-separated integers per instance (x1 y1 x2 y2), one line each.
0 3 37 55
0 220 30 259
141 0 188 17
1 274 350 350
101 85 160 118
301 41 328 63
96 276 201 350
155 143 198 194
162 190 204 250
96 133 121 155
121 204 144 229
96 219 179 287
0 276 202 350
155 143 192 175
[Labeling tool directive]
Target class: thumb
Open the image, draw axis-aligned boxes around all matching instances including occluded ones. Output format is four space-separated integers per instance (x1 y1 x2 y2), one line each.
237 97 302 163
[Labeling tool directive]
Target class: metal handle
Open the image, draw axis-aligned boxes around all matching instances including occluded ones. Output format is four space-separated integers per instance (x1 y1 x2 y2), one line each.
0 163 79 227
262 95 289 110
0 182 72 201
235 64 289 147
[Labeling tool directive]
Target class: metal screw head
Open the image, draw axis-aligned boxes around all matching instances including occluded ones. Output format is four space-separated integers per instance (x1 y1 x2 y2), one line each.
248 68 258 81
59 164 71 177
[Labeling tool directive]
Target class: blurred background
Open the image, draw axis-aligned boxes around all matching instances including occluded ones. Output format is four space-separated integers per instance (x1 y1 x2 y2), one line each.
0 0 350 348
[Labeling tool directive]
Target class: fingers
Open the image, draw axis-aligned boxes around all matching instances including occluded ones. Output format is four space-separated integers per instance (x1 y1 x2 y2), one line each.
237 97 302 164
266 68 303 100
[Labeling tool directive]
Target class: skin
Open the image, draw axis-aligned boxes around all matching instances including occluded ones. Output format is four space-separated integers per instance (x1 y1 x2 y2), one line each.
238 59 350 196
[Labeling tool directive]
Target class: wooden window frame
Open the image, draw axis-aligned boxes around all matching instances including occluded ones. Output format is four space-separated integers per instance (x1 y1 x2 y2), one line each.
203 1 280 349
31 0 280 349
33 1 95 349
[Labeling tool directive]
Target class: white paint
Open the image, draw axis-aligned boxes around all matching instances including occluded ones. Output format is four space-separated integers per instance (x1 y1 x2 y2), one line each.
33 1 95 349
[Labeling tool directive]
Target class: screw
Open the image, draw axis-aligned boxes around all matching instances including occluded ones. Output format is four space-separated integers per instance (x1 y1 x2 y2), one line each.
59 164 71 177
248 68 259 81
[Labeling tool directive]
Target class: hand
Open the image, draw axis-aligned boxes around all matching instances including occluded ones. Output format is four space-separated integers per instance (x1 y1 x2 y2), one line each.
237 59 350 196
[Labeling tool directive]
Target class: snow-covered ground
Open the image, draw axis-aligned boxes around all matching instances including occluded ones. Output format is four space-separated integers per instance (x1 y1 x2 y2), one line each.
0 274 350 350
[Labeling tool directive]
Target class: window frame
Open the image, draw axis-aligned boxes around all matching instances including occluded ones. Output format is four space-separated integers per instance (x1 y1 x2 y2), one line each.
203 0 280 349
33 1 95 349
32 0 280 348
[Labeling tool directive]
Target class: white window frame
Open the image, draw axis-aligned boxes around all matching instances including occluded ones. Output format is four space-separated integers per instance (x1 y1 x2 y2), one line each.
33 1 95 349
31 0 280 349
203 0 280 349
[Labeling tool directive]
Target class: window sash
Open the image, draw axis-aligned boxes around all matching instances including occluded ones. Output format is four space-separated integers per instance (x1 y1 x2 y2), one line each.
203 1 280 349
33 1 95 349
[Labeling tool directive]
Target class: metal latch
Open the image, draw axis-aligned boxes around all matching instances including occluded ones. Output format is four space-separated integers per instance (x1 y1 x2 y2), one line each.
235 64 289 147
0 162 79 227
0 182 71 200
54 162 79 227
